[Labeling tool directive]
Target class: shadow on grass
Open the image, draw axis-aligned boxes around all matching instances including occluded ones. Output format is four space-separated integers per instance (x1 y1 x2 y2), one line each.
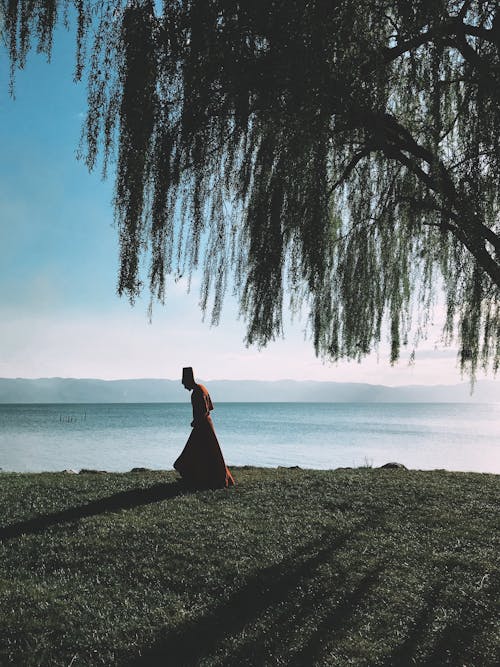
127 521 381 667
0 481 186 541
381 578 496 667
286 566 382 667
128 551 494 667
421 597 496 667
380 579 447 667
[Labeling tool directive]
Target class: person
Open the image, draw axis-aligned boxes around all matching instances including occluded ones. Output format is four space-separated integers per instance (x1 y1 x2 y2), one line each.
174 367 235 489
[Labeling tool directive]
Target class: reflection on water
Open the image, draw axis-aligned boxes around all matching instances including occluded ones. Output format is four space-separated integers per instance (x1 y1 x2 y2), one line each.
0 402 499 474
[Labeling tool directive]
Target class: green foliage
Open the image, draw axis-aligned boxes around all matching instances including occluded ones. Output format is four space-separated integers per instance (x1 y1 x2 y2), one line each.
0 468 499 665
2 0 500 377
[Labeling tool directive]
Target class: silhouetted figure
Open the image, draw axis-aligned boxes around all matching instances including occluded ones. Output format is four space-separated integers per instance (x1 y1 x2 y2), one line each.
174 367 234 489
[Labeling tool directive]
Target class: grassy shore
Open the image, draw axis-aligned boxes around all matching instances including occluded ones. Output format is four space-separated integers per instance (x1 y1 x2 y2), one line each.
0 466 498 666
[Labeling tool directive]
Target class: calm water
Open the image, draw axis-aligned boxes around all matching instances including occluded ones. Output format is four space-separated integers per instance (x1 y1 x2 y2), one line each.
0 403 499 474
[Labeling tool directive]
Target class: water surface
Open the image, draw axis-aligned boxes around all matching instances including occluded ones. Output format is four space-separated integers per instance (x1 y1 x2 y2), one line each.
0 403 498 474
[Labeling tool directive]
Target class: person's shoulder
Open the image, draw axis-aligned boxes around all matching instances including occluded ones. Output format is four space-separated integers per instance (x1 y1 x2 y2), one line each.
195 383 209 395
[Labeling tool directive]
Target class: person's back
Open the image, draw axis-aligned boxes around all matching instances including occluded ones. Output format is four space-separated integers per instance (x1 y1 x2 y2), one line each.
191 383 213 425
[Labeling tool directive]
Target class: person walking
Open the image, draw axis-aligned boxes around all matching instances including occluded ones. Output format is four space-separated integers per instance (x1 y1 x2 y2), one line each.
174 367 235 489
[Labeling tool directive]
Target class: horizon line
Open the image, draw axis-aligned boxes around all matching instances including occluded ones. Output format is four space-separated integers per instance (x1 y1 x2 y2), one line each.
1 376 489 388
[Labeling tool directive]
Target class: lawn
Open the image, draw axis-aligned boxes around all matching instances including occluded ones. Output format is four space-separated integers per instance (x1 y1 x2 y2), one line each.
0 467 498 666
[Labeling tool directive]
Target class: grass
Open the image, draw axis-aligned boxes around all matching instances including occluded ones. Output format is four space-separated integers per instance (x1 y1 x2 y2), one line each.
0 466 498 666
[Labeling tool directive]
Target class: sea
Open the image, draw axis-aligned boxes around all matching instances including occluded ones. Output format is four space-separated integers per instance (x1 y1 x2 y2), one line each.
0 403 499 475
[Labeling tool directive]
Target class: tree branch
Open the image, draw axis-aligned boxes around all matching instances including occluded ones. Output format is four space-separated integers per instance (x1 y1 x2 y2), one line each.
456 0 473 22
329 146 373 192
455 33 500 94
384 19 499 62
398 194 458 230
385 147 436 193
386 148 500 282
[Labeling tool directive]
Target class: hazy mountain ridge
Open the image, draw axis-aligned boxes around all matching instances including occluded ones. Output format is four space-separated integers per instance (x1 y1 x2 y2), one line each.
0 378 498 403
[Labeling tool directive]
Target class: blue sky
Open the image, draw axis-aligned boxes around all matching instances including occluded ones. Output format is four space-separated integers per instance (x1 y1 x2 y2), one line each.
0 21 473 384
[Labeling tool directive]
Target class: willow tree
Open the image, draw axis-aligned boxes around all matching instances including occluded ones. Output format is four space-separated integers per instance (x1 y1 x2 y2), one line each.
3 0 500 377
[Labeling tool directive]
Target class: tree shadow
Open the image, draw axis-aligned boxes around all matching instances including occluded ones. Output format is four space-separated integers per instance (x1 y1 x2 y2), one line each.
286 566 383 667
381 577 495 666
379 578 447 667
421 597 495 667
224 561 382 667
0 481 187 542
126 519 380 667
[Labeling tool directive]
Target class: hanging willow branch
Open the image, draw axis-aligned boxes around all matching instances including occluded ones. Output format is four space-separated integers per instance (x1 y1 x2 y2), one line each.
2 0 500 379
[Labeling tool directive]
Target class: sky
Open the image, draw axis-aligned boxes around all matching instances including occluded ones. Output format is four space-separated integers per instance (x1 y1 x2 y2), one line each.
0 21 486 385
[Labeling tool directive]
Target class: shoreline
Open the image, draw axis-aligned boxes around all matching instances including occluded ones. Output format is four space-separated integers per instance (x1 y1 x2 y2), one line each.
1 464 498 476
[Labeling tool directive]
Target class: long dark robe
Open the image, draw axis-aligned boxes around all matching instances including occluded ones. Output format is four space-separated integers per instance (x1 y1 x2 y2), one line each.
174 383 234 489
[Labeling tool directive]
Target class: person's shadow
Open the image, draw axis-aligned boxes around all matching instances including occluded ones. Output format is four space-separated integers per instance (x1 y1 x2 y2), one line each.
0 481 186 541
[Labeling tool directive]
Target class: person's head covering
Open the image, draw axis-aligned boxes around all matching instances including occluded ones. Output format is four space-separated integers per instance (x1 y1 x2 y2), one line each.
182 367 195 385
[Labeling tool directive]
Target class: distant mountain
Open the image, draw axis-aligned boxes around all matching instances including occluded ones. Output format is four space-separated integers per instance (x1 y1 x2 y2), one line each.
0 377 498 403
0 378 184 403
